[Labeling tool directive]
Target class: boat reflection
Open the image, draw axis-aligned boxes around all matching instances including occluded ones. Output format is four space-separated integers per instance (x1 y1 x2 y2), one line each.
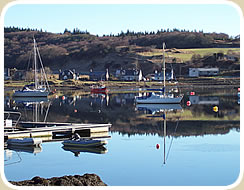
4 145 42 166
136 103 182 115
136 103 182 165
12 96 51 123
13 96 48 104
7 145 42 154
62 145 108 157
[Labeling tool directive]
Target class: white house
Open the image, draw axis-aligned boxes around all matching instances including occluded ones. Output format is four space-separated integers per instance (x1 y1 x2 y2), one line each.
189 68 219 77
116 69 143 81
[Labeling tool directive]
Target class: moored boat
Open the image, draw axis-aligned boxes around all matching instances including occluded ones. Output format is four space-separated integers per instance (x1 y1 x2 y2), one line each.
90 85 108 94
7 138 42 147
135 42 183 104
13 37 50 97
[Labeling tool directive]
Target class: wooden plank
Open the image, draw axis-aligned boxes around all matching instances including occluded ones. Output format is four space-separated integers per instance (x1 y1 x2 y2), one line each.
6 131 52 139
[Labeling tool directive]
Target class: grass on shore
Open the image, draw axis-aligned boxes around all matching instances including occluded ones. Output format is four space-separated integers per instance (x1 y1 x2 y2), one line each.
138 47 240 62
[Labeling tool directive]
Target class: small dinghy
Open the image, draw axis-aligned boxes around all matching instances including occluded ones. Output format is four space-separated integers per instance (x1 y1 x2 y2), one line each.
62 139 107 147
7 138 42 147
62 133 107 147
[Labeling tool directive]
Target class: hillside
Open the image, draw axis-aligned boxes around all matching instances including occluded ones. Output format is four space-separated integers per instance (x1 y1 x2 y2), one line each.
4 27 240 75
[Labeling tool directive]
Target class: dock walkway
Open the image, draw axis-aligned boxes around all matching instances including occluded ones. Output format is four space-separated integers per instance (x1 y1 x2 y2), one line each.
4 121 111 140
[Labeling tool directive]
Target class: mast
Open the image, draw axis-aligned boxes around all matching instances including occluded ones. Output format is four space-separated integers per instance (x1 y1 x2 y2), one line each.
162 42 166 96
163 111 166 164
34 37 38 89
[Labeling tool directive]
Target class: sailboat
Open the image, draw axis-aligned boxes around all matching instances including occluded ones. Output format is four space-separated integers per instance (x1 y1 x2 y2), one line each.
13 37 50 97
135 42 183 104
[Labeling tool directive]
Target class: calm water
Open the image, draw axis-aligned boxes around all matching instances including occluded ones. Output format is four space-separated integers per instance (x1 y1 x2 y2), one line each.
4 86 240 186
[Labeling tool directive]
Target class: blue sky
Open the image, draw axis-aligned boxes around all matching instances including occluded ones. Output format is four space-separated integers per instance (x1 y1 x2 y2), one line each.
3 3 241 37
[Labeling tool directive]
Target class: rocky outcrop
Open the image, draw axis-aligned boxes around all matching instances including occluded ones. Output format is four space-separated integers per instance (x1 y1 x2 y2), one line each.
9 174 107 186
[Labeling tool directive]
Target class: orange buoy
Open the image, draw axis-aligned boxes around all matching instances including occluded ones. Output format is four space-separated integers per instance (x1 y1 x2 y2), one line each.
190 91 195 95
156 144 160 149
62 96 65 100
187 101 191 106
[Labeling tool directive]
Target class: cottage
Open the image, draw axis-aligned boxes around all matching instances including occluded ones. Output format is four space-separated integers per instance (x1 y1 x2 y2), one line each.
59 69 77 80
189 68 219 77
89 70 109 81
151 69 174 81
13 70 25 80
116 69 143 81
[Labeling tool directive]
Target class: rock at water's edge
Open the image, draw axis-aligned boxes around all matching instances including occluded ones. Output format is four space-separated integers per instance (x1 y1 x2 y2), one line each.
9 173 107 186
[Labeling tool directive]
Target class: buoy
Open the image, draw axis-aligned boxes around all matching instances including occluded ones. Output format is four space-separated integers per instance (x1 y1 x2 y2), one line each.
190 91 195 95
156 144 160 149
74 109 77 113
238 88 240 92
187 101 191 106
62 96 65 100
213 106 218 112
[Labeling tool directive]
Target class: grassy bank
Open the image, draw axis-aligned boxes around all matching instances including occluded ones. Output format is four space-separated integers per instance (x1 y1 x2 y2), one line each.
4 76 240 92
138 47 240 62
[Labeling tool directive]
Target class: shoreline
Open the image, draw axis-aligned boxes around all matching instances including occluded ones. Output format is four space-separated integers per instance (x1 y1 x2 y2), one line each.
9 174 107 186
4 77 240 90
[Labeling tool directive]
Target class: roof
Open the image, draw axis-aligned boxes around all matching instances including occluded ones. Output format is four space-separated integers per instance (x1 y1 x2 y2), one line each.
122 70 140 76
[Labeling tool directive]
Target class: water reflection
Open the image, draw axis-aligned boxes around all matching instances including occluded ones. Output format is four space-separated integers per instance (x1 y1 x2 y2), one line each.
4 88 240 137
4 87 240 185
62 146 108 157
136 103 182 115
188 95 219 105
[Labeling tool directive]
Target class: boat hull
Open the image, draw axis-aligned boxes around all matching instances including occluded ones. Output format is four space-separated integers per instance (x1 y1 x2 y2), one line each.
7 138 42 147
62 146 107 154
13 90 49 97
136 96 183 104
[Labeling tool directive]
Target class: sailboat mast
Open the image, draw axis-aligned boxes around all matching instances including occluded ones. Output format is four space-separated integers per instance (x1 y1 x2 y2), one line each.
34 37 38 89
163 42 166 96
163 112 167 164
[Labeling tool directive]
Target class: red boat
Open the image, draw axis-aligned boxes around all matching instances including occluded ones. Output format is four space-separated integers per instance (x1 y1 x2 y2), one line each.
90 85 108 94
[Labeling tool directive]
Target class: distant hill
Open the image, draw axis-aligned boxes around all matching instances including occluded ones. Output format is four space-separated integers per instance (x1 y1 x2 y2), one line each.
4 27 240 75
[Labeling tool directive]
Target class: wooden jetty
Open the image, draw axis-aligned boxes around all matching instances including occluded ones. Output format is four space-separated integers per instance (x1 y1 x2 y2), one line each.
4 121 111 140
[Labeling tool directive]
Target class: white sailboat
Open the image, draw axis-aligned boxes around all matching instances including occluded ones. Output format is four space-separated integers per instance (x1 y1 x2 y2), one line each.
13 37 50 97
135 42 183 104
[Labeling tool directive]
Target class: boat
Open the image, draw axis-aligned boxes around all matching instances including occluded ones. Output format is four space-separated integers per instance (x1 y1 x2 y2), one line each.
90 84 108 94
7 138 42 147
135 42 183 104
62 138 107 148
13 37 50 97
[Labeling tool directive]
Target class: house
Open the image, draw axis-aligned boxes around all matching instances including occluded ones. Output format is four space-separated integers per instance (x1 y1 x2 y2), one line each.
115 69 143 81
151 69 174 81
59 69 77 80
189 68 219 77
89 70 109 81
13 70 25 80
